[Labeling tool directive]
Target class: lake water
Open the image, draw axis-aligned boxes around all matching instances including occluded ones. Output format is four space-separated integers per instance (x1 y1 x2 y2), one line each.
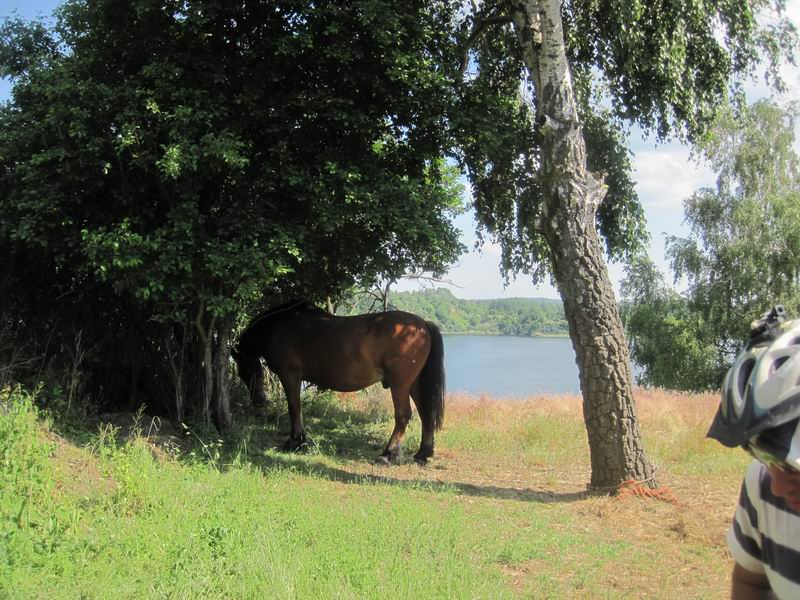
443 334 581 398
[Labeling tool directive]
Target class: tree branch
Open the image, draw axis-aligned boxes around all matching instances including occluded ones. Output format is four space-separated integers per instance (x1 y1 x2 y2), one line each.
459 14 513 75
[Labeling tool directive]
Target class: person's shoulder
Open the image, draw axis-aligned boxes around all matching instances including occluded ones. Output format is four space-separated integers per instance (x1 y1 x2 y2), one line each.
743 459 767 494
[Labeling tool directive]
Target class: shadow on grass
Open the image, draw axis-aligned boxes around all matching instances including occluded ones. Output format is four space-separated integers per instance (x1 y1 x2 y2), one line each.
218 389 394 462
209 392 589 505
248 450 589 504
52 389 588 505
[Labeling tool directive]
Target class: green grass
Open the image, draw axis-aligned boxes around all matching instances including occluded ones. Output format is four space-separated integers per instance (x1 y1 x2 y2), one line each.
0 385 749 599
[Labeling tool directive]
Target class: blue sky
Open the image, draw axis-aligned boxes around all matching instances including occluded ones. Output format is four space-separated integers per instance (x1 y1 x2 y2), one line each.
2 0 798 300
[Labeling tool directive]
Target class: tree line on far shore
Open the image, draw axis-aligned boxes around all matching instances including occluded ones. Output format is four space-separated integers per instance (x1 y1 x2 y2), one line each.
343 288 569 336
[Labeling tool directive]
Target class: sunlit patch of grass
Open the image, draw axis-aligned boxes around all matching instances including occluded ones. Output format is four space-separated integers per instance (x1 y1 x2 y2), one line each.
631 388 750 479
441 388 746 481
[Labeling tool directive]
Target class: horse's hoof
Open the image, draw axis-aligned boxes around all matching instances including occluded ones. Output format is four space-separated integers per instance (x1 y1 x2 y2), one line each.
413 452 431 465
253 406 267 418
376 448 401 465
374 455 392 467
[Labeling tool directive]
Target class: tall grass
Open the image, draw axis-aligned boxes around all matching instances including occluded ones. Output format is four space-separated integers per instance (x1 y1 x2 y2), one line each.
0 385 749 599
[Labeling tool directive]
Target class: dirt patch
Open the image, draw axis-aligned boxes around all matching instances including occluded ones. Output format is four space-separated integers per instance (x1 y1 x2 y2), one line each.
46 412 183 499
48 432 117 499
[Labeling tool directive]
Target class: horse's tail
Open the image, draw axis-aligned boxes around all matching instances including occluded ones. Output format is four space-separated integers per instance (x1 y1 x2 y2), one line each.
419 321 446 430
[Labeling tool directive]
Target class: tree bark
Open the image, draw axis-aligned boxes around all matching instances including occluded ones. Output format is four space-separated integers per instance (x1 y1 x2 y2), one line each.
511 0 658 489
212 315 233 432
195 303 216 426
164 323 185 424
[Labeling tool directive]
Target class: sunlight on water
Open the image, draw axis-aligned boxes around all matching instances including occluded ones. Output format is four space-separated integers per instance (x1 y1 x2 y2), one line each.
443 335 580 397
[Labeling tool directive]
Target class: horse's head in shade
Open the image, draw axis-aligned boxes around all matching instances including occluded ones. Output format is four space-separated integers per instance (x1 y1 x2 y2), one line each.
230 344 248 379
231 343 267 414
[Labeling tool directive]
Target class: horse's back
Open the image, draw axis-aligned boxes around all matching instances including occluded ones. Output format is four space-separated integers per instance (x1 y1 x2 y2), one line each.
272 309 432 391
305 310 430 360
291 309 427 340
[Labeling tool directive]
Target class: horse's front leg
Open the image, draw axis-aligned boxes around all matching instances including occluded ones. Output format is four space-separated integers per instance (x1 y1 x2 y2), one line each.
249 362 268 418
278 370 307 452
376 387 412 465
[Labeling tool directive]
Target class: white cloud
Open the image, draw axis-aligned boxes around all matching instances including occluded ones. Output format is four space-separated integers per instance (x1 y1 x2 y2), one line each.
632 148 715 212
395 218 562 300
479 240 503 258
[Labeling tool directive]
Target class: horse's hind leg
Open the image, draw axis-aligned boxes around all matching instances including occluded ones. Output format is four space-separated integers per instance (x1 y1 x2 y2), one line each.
376 386 412 466
410 380 434 464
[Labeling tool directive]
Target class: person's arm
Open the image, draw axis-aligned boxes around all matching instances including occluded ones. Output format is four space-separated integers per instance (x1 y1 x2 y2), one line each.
731 563 776 600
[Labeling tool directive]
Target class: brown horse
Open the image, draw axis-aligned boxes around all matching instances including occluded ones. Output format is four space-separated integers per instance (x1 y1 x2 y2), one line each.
232 301 445 464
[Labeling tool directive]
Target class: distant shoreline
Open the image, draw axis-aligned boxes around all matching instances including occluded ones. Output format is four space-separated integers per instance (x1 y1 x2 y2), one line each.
346 288 569 339
440 331 570 338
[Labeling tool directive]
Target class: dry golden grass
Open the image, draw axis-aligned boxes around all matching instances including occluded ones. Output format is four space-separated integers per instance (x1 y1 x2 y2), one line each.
327 386 748 598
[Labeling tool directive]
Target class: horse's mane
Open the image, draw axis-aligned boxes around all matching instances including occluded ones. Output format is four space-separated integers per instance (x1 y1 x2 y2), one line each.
248 300 304 325
242 300 329 336
234 301 331 359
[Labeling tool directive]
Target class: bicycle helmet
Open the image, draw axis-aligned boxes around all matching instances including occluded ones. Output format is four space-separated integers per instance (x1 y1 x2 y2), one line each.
707 306 800 470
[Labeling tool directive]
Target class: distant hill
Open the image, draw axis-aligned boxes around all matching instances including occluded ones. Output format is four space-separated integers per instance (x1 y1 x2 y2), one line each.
342 288 568 336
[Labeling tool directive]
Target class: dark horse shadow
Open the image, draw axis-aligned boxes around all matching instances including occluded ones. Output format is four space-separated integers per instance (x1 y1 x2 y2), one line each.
228 388 400 462
208 395 588 505
240 449 588 504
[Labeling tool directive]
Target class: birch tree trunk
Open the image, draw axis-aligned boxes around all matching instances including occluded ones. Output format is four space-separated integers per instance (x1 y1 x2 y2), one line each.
193 306 234 431
511 0 658 489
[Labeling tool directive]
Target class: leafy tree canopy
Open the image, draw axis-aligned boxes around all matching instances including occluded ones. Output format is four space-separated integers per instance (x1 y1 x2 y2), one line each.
623 100 800 391
450 0 797 284
0 0 467 419
0 0 466 324
667 100 800 354
621 256 720 390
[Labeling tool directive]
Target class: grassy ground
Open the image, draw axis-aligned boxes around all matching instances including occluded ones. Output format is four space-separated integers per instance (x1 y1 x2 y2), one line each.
0 385 748 599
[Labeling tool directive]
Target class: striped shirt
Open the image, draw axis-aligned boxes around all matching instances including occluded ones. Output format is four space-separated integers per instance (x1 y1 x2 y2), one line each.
727 460 800 599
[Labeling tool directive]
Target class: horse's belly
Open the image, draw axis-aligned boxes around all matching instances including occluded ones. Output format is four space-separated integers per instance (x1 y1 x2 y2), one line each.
305 366 381 393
